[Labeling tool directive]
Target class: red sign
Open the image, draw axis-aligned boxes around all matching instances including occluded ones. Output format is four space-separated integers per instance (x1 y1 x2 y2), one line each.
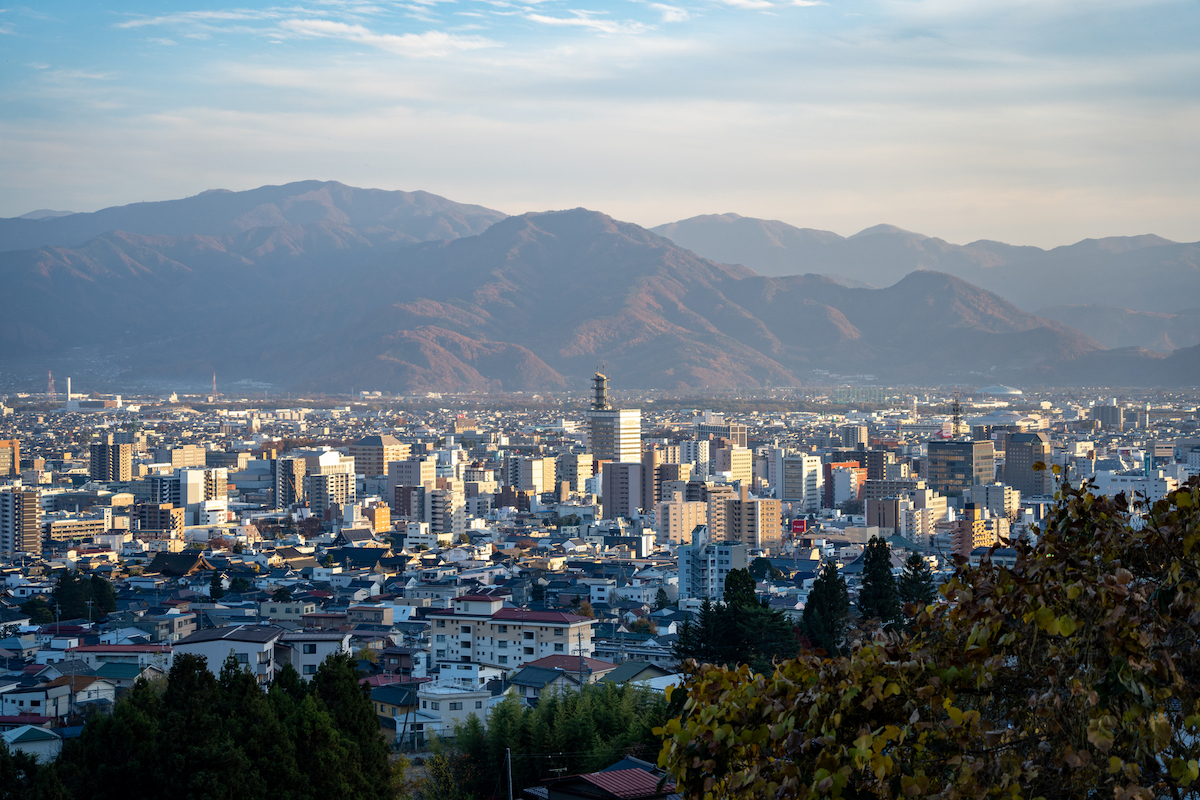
791 519 807 535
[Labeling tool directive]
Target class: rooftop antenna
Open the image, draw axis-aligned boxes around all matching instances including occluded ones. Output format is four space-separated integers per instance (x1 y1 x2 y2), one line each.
951 390 964 439
47 370 55 404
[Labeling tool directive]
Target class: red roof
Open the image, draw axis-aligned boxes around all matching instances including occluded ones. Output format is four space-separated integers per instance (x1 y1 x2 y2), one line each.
527 655 616 674
455 595 503 603
579 769 672 799
68 644 171 653
492 608 592 624
0 715 52 726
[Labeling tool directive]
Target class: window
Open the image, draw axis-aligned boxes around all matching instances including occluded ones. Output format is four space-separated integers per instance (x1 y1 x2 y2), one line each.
524 647 534 655
430 702 439 711
554 628 563 636
499 655 508 664
303 644 317 654
449 702 462 711
436 634 446 643
235 653 249 664
554 643 564 652
303 665 316 675
437 620 445 628
422 701 427 709
524 632 535 640
498 640 508 649
460 626 471 634
497 625 507 633
270 607 278 613
475 701 483 709
436 650 445 659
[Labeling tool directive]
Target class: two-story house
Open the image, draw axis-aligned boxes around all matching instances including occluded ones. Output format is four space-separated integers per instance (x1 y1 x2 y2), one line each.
278 630 351 679
173 625 283 685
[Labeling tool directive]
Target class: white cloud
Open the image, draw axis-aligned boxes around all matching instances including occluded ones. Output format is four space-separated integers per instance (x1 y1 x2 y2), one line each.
116 10 282 29
712 0 776 10
525 11 651 34
650 4 691 22
277 18 496 54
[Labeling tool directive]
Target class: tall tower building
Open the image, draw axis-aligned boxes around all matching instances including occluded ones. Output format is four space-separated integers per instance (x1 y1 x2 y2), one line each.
0 440 19 477
927 440 995 500
585 372 641 464
276 456 307 508
90 435 133 482
0 487 42 555
1004 431 1052 498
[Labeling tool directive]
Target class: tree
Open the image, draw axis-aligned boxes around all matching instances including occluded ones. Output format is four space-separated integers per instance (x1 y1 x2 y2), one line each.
90 574 118 613
654 587 671 610
722 568 758 609
577 600 594 618
896 550 936 608
748 556 781 582
629 617 658 635
20 597 53 624
209 572 225 600
272 587 293 602
322 553 335 567
656 477 1200 800
856 535 900 625
800 560 849 655
229 577 253 593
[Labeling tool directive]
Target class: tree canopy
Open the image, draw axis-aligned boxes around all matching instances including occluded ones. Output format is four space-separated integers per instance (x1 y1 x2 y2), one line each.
800 560 849 656
856 536 900 625
655 478 1200 800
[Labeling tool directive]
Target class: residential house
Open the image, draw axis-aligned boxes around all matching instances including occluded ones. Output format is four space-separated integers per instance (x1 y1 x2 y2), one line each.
173 625 284 685
278 630 351 679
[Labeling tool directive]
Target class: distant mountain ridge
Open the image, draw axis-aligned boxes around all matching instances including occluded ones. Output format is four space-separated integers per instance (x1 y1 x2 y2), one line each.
651 213 1200 316
0 180 506 252
2 182 1197 391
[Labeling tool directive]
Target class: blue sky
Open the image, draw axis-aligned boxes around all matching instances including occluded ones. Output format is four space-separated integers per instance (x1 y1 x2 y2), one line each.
1 0 1197 246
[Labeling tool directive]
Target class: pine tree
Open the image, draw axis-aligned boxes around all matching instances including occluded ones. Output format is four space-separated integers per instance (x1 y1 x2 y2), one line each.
897 551 937 608
90 574 118 613
209 572 225 600
802 560 849 655
654 587 670 610
857 536 900 625
723 569 758 609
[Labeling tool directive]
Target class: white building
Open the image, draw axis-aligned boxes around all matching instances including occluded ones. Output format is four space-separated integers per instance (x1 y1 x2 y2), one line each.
678 529 748 602
279 630 351 679
774 453 823 513
1090 470 1178 505
173 625 284 686
428 595 595 671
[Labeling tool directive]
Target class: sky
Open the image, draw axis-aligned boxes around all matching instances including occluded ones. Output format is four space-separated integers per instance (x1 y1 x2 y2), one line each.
1 0 1198 247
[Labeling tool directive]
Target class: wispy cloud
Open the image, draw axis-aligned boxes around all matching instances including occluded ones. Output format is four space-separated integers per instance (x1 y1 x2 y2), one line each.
650 4 691 22
526 11 651 34
116 10 283 29
278 18 496 55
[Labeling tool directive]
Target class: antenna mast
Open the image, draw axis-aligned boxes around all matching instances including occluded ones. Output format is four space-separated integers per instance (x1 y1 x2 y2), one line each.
951 390 963 439
47 370 55 404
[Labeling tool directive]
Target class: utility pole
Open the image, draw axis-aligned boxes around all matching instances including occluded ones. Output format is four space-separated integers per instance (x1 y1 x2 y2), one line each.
85 599 94 624
507 747 513 800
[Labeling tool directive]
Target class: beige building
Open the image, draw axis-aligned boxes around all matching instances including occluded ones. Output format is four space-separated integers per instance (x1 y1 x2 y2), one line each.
712 445 753 487
429 595 595 671
655 494 708 545
90 436 133 482
556 452 594 494
350 435 409 479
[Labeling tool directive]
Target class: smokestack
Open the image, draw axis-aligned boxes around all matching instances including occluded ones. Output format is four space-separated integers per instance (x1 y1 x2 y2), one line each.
66 377 71 403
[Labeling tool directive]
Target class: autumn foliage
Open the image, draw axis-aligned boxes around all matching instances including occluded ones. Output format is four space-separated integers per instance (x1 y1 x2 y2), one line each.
656 477 1200 799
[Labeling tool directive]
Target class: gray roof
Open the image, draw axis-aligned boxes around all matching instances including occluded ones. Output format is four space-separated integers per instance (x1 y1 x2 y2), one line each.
509 665 573 689
354 434 402 447
176 624 284 645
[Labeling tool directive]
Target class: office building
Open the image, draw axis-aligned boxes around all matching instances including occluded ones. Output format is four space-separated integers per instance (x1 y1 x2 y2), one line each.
0 440 19 477
1093 405 1124 432
966 484 1021 520
926 440 995 500
90 436 133 482
774 453 822 513
350 435 409 478
585 372 642 464
678 531 748 602
1004 432 1052 498
388 457 436 499
307 472 355 522
694 411 748 448
155 445 207 469
712 444 753 487
0 487 41 555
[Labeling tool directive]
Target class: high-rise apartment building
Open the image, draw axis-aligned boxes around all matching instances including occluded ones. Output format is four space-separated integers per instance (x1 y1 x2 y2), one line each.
678 530 748 602
712 445 753 488
679 440 711 477
724 486 782 553
600 462 642 519
655 492 708 545
276 456 306 508
1004 432 1052 498
307 472 355 521
0 440 19 477
349 434 409 478
555 452 594 494
516 456 557 495
90 436 133 482
155 445 207 469
585 373 641 464
388 457 436 499
841 425 869 450
134 502 186 535
1093 405 1124 432
0 487 41 555
926 440 995 500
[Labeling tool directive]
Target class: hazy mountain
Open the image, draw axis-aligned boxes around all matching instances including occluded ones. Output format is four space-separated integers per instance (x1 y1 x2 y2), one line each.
18 209 74 220
0 203 1111 391
0 180 506 252
1037 305 1200 351
652 214 1200 313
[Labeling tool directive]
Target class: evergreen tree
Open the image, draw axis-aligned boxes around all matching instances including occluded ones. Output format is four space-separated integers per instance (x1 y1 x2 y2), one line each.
20 597 53 624
897 551 937 608
51 571 91 619
90 574 118 613
857 535 900 625
654 587 670 610
722 568 758 609
57 678 162 800
802 560 849 655
272 587 293 602
209 572 225 600
748 556 781 582
311 653 393 800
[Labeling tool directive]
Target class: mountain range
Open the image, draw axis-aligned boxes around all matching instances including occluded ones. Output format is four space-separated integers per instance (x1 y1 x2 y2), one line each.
1 181 1196 392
